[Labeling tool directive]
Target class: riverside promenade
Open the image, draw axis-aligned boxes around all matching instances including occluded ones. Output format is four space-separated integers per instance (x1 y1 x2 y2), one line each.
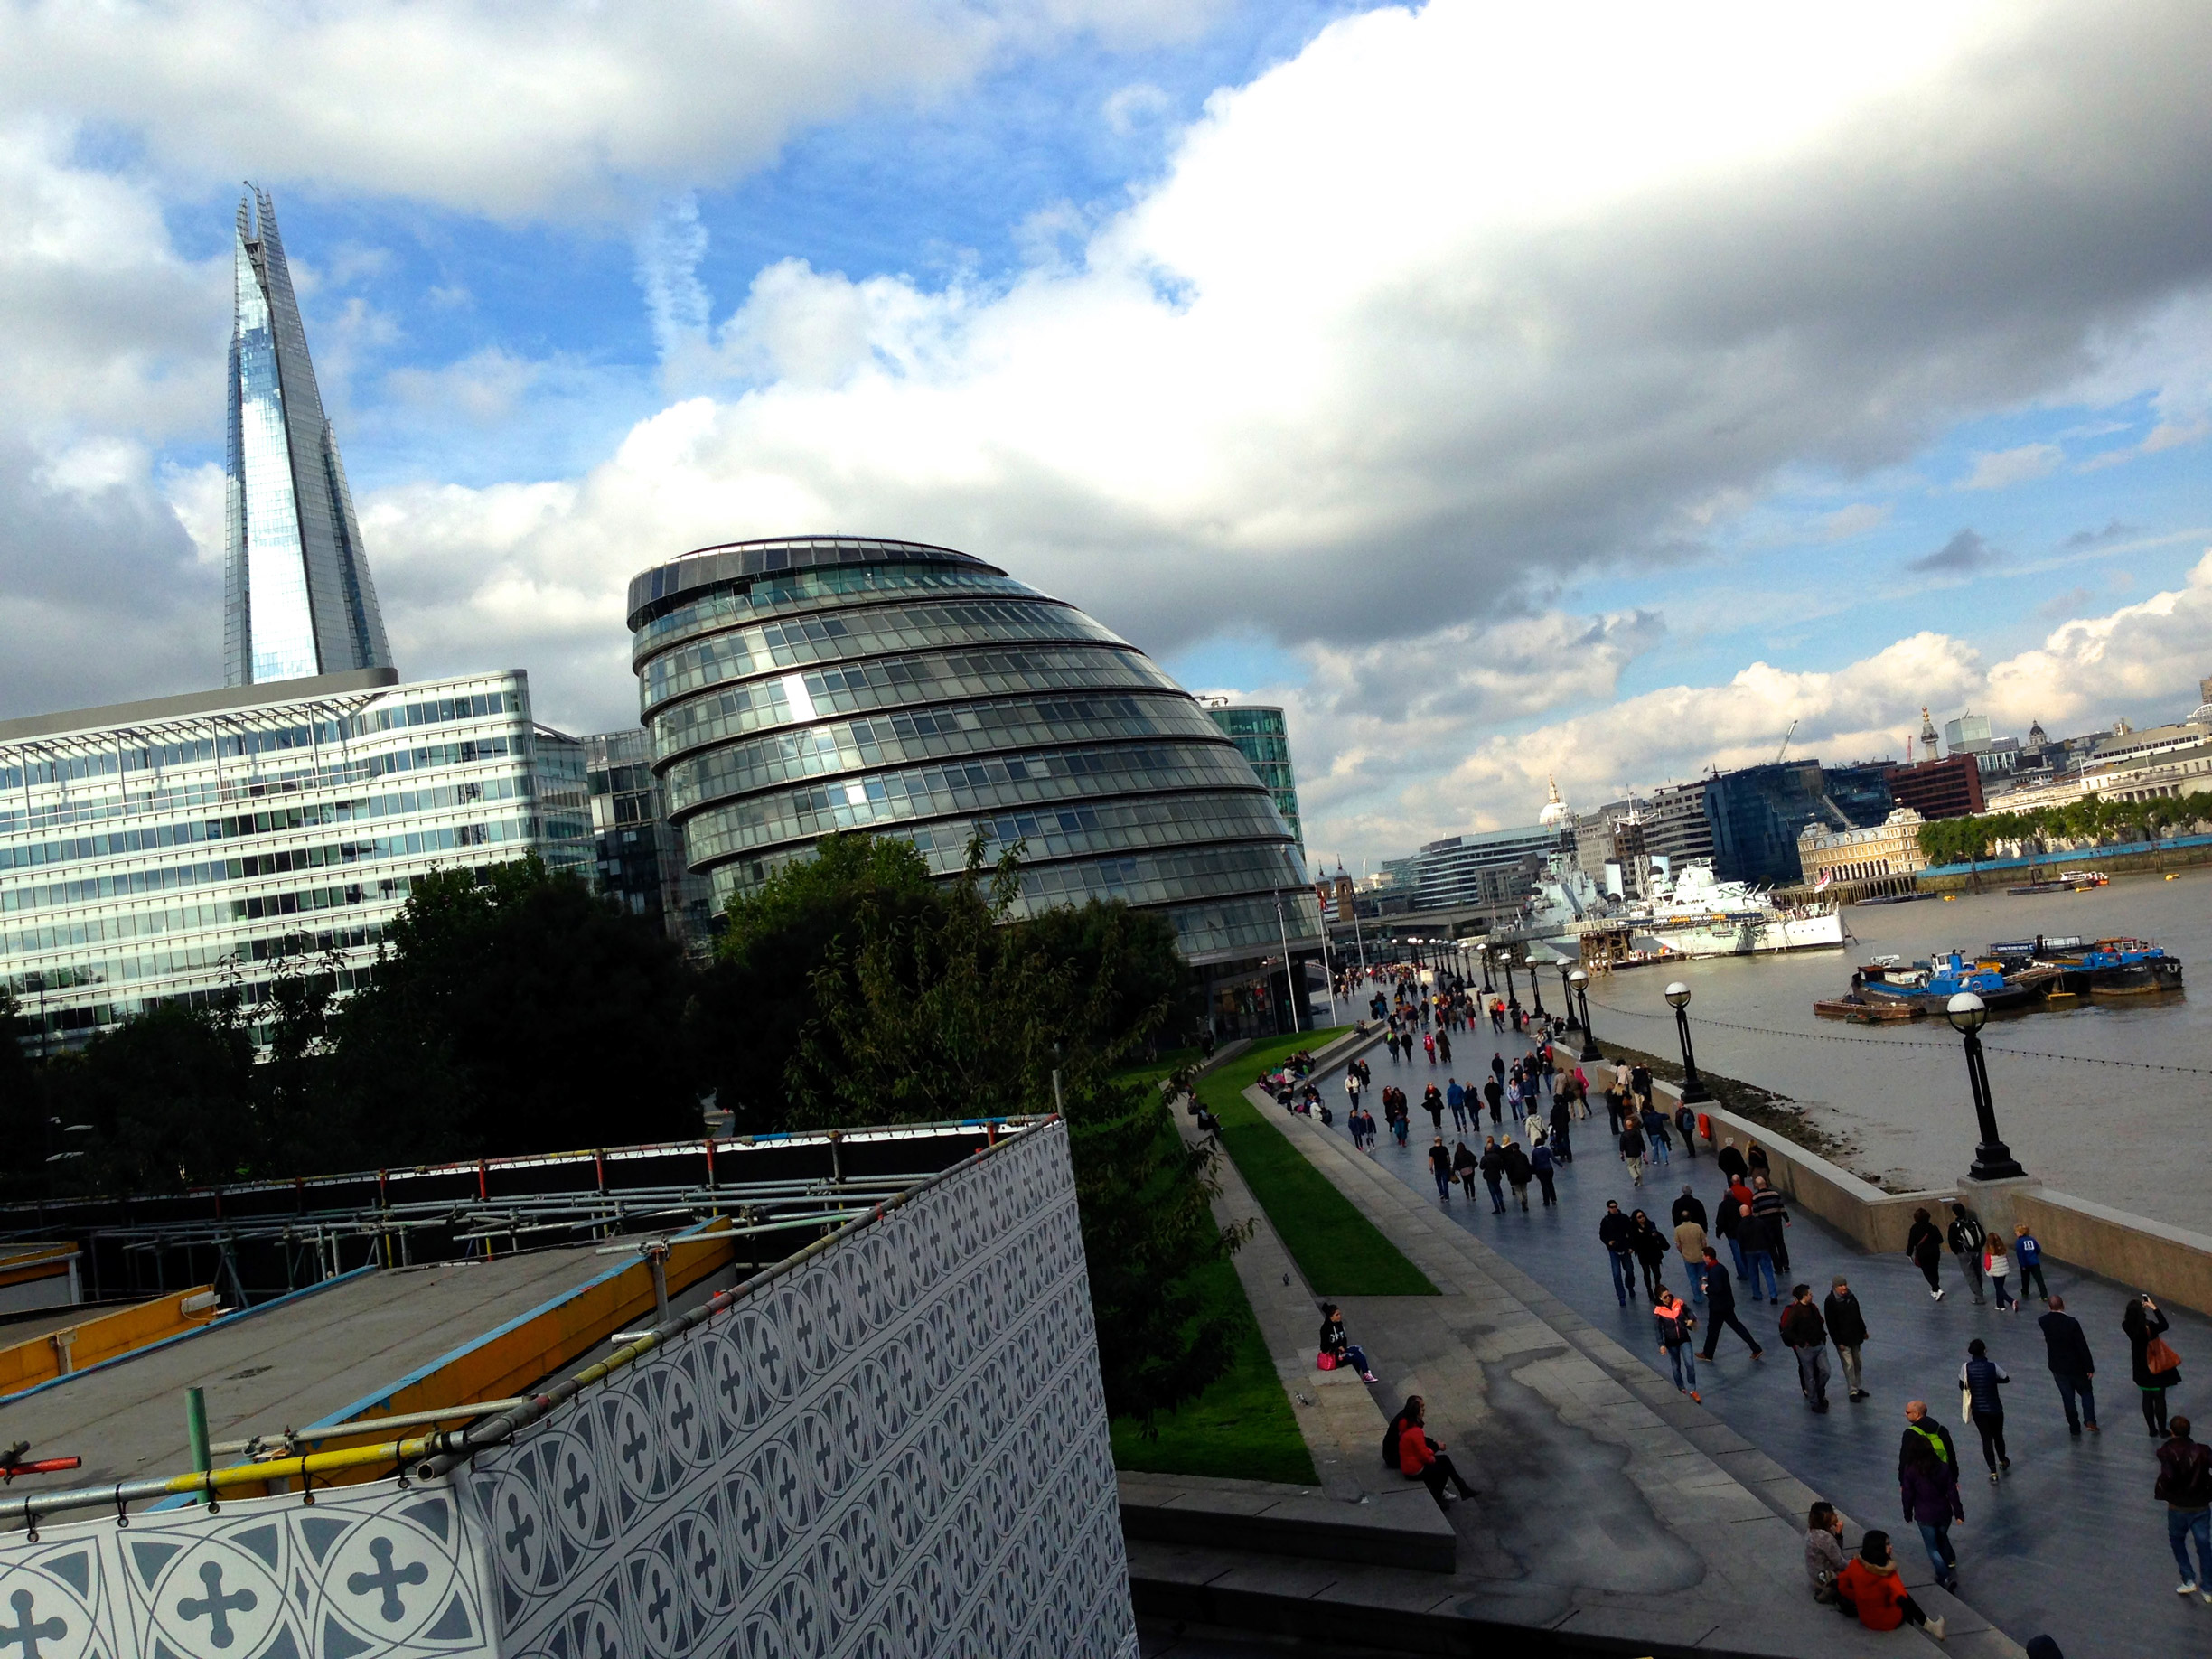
1302 1025 2210 1659
1131 1026 2007 1658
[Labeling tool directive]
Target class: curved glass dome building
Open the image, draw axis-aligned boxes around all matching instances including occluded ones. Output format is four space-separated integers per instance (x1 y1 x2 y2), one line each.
626 536 1323 988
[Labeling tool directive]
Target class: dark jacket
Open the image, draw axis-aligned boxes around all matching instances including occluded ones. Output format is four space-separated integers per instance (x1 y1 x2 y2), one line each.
1716 1144 1748 1181
1906 1217 1943 1269
2123 1301 2176 1388
1899 1454 1964 1526
1483 1079 1504 1111
1502 1145 1532 1186
1598 1210 1635 1252
1778 1301 1827 1350
1671 1194 1708 1229
1747 1189 1789 1253
1654 1299 1696 1349
1714 1194 1742 1239
1823 1290 1868 1346
1704 1260 1736 1316
1320 1316 1351 1356
1478 1145 1505 1179
1629 1221 1670 1268
1617 1123 1646 1158
1899 1415 1962 1481
1452 1145 1478 1176
2038 1309 2095 1377
1961 1354 2009 1417
1946 1210 1986 1257
2156 1434 2212 1510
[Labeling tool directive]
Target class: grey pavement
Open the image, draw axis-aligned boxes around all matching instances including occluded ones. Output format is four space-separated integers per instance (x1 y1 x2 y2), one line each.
1307 1017 2211 1659
1132 1035 1984 1657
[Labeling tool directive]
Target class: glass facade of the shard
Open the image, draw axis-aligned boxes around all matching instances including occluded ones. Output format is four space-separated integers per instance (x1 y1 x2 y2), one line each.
626 537 1324 970
224 187 394 687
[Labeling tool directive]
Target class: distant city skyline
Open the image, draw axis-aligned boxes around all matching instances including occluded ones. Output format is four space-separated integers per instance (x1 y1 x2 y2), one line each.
4 3 2211 868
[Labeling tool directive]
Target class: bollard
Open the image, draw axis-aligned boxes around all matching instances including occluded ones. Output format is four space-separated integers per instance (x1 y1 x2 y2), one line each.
185 1387 212 1503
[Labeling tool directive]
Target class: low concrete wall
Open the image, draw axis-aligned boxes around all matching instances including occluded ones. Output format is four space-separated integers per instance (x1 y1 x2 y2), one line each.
1604 1066 1951 1254
2011 1186 2212 1314
1599 1064 2212 1316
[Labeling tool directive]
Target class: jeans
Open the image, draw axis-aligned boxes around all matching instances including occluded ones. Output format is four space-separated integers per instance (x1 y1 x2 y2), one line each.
1336 1343 1371 1375
1608 1250 1636 1307
1727 1236 1748 1279
1989 1271 2013 1310
1833 1342 1862 1396
1665 1344 1698 1392
1485 1177 1505 1213
2170 1507 2212 1585
1794 1343 1830 1407
1744 1251 1779 1302
2053 1372 2095 1431
1650 1135 1671 1166
1916 1520 1957 1584
1434 1168 1453 1199
1684 1258 1707 1301
1450 1104 1467 1132
2020 1260 2049 1299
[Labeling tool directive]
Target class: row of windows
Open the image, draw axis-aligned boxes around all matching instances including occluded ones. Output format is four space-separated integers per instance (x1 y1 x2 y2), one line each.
629 539 985 625
19 961 380 1042
990 842 1308 913
633 561 1037 660
716 790 1298 898
350 689 523 736
683 742 1264 867
661 694 1223 816
641 600 1123 712
1156 889 1327 961
1 773 534 876
5 916 386 1000
649 644 1176 764
6 878 398 965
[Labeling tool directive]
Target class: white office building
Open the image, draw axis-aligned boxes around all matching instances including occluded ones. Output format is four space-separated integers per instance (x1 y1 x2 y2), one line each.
2 669 589 1049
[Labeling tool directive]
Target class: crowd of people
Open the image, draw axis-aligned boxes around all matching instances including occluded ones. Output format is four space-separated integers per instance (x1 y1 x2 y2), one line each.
1307 962 2205 1643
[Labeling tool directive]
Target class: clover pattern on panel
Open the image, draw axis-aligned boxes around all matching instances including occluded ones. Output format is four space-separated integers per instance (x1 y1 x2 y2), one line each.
0 1485 495 1659
464 1121 1137 1659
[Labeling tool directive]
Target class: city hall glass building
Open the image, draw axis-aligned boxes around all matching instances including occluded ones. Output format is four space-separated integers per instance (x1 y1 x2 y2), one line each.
626 537 1324 1021
0 670 591 1047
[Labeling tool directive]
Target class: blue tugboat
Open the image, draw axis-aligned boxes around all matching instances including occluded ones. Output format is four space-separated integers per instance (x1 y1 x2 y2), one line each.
2027 935 2184 997
1847 950 2059 1014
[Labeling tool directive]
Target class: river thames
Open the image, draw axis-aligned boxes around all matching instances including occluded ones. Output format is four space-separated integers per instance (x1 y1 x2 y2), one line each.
1579 867 2212 1233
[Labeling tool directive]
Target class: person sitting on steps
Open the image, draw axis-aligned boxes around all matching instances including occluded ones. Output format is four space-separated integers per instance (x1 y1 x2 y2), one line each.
1317 1303 1380 1383
1392 1394 1477 1509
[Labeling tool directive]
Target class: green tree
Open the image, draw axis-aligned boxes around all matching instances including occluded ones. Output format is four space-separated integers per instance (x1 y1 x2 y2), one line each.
330 857 702 1157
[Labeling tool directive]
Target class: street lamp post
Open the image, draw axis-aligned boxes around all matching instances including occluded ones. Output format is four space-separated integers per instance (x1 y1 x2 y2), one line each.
1568 968 1601 1063
1528 956 1548 1019
1663 981 1714 1105
1946 991 2026 1180
1502 952 1520 1013
1558 964 1579 1030
1479 945 1495 995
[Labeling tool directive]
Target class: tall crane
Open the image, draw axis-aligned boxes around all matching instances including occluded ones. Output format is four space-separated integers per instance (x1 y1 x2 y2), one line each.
1775 718 1798 764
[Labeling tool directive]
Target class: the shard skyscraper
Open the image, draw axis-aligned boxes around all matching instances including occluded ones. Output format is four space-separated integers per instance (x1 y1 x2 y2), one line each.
223 186 394 686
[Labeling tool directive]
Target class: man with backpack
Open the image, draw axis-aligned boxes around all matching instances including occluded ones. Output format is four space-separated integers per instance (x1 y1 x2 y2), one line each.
1946 1202 1988 1306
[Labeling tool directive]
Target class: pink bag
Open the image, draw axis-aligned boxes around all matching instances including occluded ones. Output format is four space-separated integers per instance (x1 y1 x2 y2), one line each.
1316 1351 1337 1371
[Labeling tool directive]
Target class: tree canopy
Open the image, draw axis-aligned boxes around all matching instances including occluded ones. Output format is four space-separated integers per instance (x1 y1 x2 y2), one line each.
1916 786 2212 867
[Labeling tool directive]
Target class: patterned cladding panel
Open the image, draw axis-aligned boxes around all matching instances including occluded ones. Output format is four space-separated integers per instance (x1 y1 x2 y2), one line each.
0 1122 1137 1659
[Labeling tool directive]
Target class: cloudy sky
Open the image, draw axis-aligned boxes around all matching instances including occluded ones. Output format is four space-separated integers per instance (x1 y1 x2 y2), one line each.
6 0 2212 873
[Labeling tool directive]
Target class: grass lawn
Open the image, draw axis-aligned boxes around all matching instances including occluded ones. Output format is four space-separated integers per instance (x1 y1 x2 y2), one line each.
1200 1029 1438 1298
1110 1251 1317 1486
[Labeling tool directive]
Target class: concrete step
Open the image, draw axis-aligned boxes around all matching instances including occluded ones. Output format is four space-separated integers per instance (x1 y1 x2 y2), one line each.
1120 1472 1457 1572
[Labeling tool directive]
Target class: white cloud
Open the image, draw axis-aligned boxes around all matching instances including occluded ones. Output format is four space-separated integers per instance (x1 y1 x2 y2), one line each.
0 1 1221 222
1956 441 2062 490
1821 501 1891 540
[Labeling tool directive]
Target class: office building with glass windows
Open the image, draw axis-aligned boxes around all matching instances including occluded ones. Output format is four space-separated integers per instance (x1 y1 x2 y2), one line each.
1204 702 1305 862
0 670 591 1049
625 536 1324 1032
224 188 394 687
584 727 715 951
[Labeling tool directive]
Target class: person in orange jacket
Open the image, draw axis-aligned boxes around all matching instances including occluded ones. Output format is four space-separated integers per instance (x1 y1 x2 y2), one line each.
1394 1395 1477 1508
1834 1531 1946 1639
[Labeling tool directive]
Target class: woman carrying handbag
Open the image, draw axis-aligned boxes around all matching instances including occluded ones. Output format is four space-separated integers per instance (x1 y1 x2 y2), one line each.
2124 1293 2181 1437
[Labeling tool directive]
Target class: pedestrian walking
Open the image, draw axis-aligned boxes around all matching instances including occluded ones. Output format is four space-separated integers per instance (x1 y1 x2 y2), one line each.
1446 1078 1467 1132
1982 1233 2015 1313
1654 1287 1701 1401
1716 1183 1748 1282
1391 1095 1411 1148
1502 1139 1532 1212
1482 1074 1504 1128
2037 1295 2097 1435
2155 1416 2212 1602
1946 1202 1988 1305
1394 1396 1477 1509
1629 1209 1671 1302
1531 1138 1558 1206
1428 1136 1454 1201
2124 1293 2181 1438
1549 1094 1574 1162
1617 1115 1646 1187
1959 1338 2011 1480
1490 1051 1506 1085
1745 1139 1771 1185
1825 1276 1870 1401
1750 1174 1792 1277
1422 1084 1445 1135
1452 1139 1478 1201
1422 1030 1437 1064
1670 1186 1707 1229
2013 1223 2050 1304
1835 1532 1947 1640
1640 1102 1673 1166
1741 1178 1783 1304
1673 1100 1700 1158
1317 1303 1382 1382
1478 1136 1507 1214
1599 1200 1636 1308
1907 1207 1946 1300
1436 1029 1452 1065
1697 1247 1766 1362
1898 1401 1964 1591
1716 1136 1748 1184
1674 1211 1709 1302
1781 1284 1832 1412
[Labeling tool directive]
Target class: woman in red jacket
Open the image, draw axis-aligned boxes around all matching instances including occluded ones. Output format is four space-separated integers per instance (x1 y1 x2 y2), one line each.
1395 1396 1477 1508
1835 1532 1946 1640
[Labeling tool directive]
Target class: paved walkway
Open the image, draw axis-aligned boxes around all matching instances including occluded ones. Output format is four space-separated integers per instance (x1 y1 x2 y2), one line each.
1129 1030 2000 1657
1308 1023 2212 1659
